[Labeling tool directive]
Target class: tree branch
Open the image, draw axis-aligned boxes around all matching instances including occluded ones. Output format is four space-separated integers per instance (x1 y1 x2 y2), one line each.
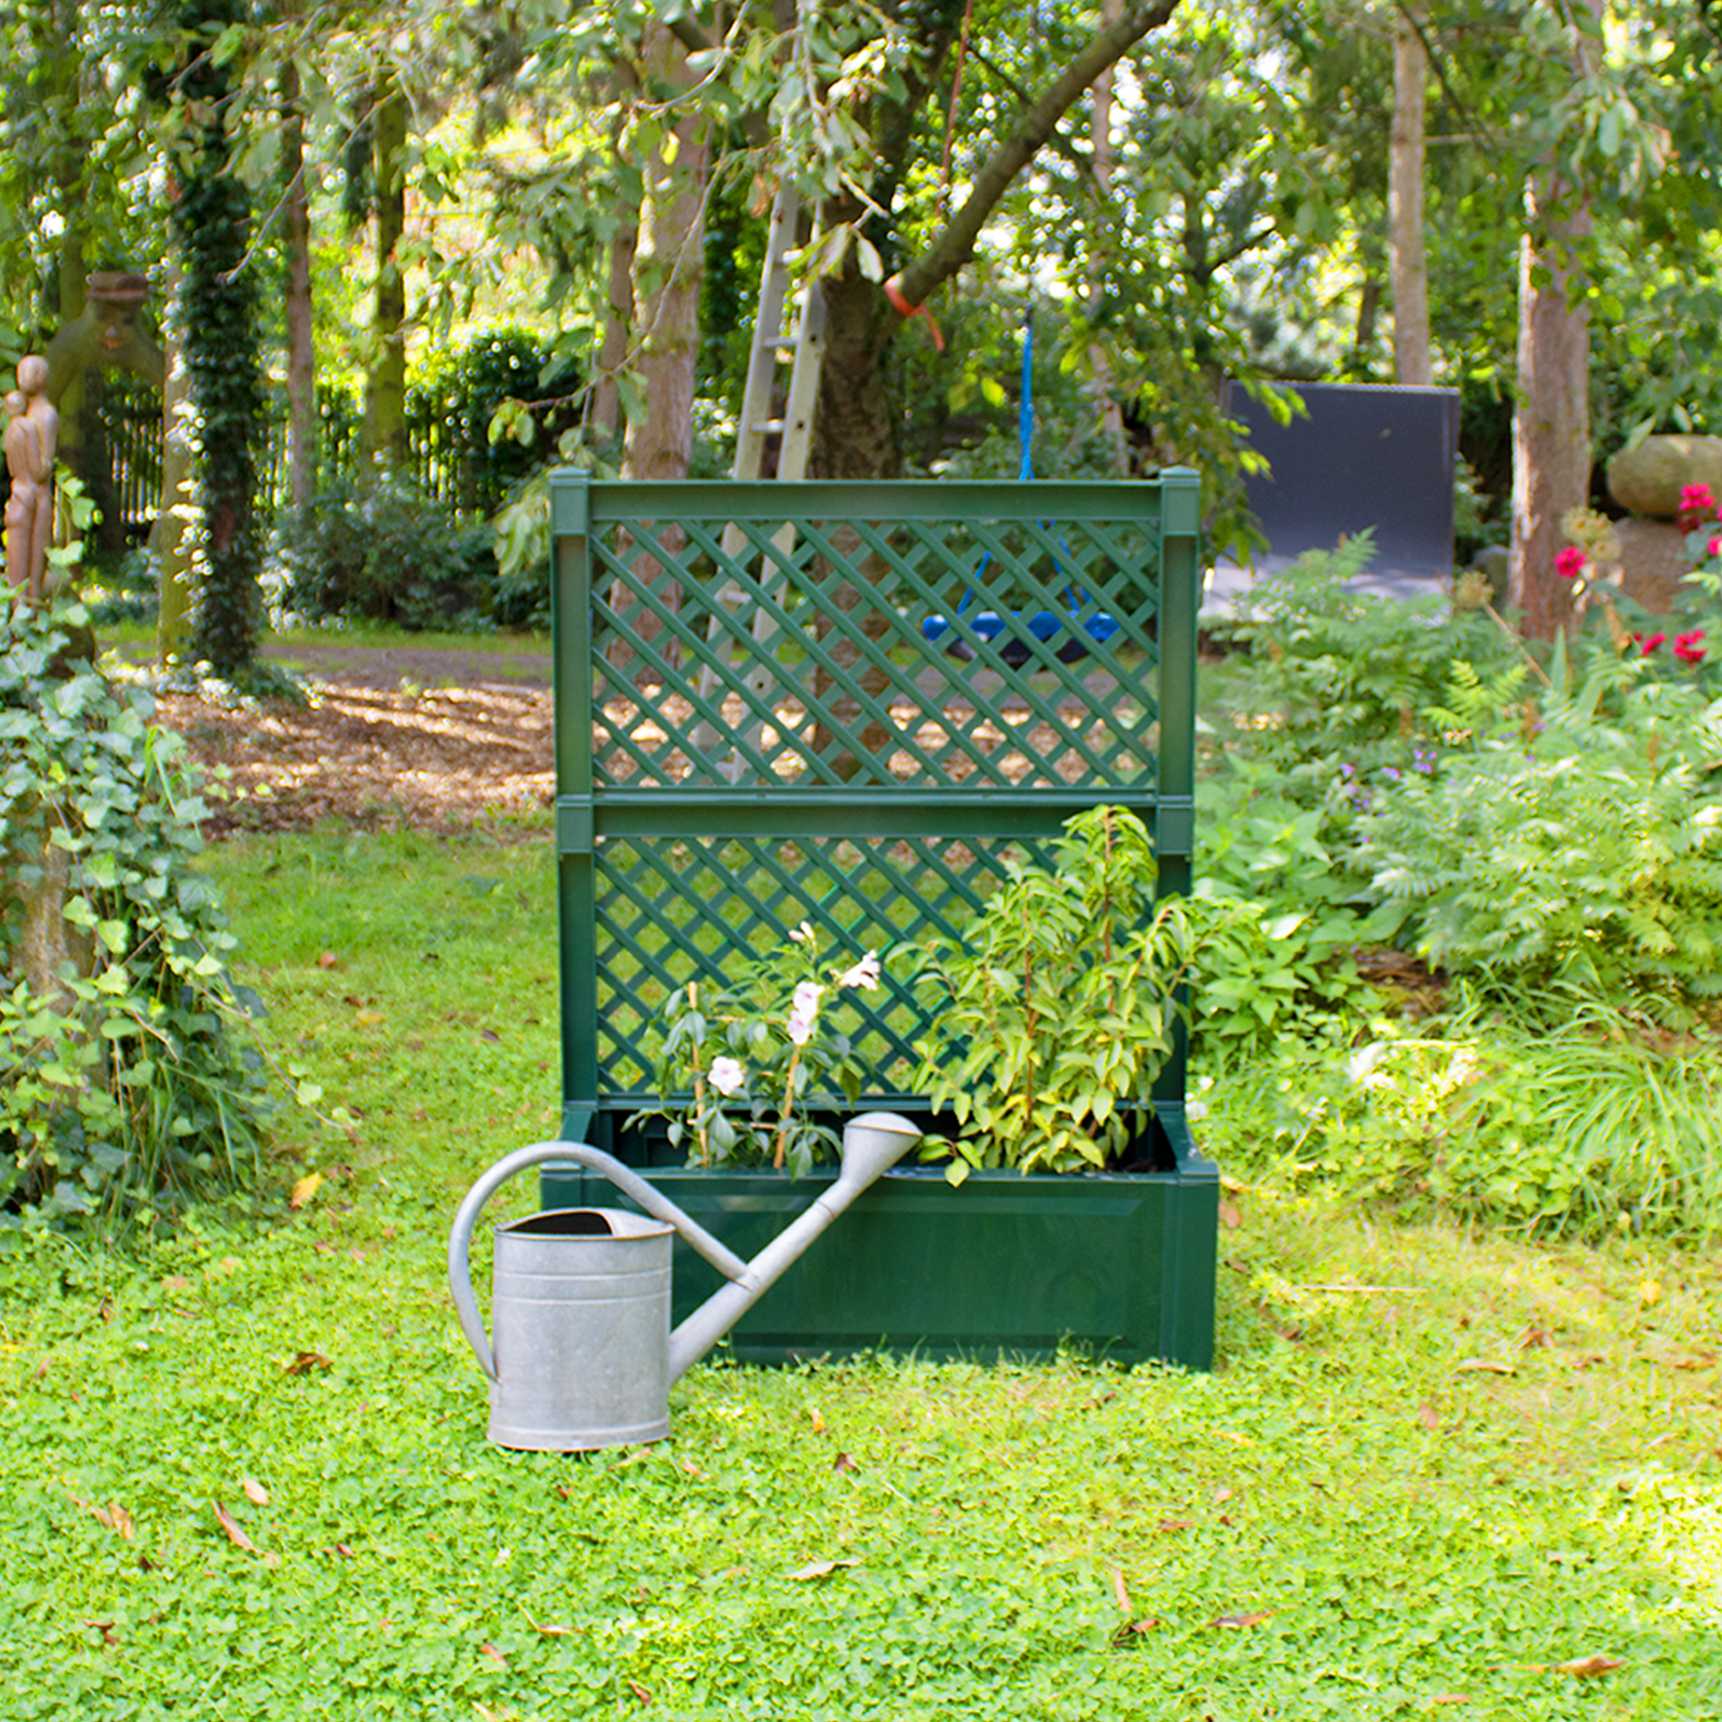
889 0 1180 309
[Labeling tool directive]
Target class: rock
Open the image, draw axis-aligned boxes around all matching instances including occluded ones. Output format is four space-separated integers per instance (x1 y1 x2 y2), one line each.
1606 435 1722 519
1613 517 1694 615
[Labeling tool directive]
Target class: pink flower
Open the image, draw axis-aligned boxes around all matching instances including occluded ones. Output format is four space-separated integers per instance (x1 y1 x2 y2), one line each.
1709 536 1722 560
1554 546 1588 581
1637 631 1667 656
1674 628 1707 665
1680 482 1716 516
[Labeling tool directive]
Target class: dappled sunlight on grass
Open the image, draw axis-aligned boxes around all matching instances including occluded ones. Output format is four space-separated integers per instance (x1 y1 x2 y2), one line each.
1 830 1718 1717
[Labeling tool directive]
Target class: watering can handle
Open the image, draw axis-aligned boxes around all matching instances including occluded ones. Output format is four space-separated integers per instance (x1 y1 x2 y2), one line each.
447 1140 752 1381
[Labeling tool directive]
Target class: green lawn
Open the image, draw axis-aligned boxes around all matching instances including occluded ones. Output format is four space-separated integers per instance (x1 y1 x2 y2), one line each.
2 831 1718 1718
99 618 553 657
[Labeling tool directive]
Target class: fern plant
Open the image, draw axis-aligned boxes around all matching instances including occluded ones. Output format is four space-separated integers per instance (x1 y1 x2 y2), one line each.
1358 660 1722 1025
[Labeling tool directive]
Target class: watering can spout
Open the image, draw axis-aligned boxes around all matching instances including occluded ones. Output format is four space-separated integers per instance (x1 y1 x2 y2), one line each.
666 1111 921 1382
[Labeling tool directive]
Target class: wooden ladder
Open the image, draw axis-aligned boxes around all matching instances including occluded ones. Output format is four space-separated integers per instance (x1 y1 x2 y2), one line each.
694 187 828 772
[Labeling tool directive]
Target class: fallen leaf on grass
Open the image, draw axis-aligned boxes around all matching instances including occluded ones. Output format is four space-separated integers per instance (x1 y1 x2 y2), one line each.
316 951 339 969
355 1010 385 1028
809 1408 827 1435
1417 1402 1441 1432
1211 1610 1272 1629
83 1619 118 1647
478 1642 508 1669
73 1496 135 1540
283 1351 332 1375
1109 1616 1162 1646
1637 1279 1662 1308
1557 1654 1623 1678
1455 1359 1516 1376
1156 1518 1193 1533
628 1678 653 1706
213 1501 258 1554
289 1172 323 1210
833 1451 859 1475
1213 1486 1235 1504
333 1543 355 1560
1429 1695 1469 1707
1218 1199 1242 1231
241 1478 269 1507
1516 1325 1550 1351
1663 1352 1716 1371
789 1557 860 1581
1110 1567 1133 1616
161 1275 190 1293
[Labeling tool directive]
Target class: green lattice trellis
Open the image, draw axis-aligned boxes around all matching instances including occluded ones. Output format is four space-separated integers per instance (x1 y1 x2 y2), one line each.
551 475 1201 1153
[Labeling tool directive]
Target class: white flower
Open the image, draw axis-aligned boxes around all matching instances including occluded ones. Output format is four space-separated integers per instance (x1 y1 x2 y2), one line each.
792 980 824 1018
708 1056 746 1097
839 951 882 992
789 921 816 945
787 1009 816 1047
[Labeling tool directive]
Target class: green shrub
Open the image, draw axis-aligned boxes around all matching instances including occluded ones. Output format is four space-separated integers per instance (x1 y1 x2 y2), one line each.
0 601 275 1227
272 473 496 631
1202 994 1722 1241
1213 539 1518 791
406 327 581 519
1359 659 1722 1026
1192 764 1384 1056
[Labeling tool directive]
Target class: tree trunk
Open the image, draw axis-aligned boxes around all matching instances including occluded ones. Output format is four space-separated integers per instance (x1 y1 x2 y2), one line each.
155 264 195 662
811 257 900 479
362 83 408 468
1389 10 1433 386
1087 0 1127 468
1354 270 1382 367
1508 0 1601 639
621 27 708 481
54 229 86 485
282 65 317 509
592 216 637 447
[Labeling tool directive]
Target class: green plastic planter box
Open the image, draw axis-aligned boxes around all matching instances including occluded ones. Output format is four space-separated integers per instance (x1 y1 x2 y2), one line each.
542 475 1217 1372
541 1107 1217 1368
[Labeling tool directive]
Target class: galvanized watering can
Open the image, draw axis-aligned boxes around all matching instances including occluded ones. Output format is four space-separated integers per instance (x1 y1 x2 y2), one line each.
448 1112 921 1450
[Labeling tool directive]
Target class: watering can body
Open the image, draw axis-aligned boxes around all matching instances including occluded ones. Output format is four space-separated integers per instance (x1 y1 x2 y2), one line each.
488 1208 673 1449
448 1114 920 1451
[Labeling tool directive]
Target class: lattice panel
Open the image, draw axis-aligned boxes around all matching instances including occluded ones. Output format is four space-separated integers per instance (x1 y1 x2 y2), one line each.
587 509 1163 790
592 834 1050 1095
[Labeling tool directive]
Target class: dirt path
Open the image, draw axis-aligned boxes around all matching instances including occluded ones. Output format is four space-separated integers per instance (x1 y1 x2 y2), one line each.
157 675 554 838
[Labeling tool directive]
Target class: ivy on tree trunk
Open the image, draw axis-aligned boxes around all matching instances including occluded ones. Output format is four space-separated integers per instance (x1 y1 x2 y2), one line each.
169 4 266 678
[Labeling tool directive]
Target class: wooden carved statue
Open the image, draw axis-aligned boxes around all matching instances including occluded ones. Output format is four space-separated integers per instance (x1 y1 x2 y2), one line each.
4 355 57 603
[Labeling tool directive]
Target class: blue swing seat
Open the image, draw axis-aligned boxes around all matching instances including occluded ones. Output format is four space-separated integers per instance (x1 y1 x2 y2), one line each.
921 322 1116 667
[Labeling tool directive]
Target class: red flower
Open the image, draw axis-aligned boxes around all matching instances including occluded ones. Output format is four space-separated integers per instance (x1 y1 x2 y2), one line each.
1638 631 1668 656
1680 482 1716 515
1674 628 1707 665
1554 546 1588 580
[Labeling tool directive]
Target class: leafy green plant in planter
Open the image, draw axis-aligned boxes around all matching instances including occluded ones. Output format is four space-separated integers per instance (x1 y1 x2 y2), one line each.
0 600 278 1229
913 806 1221 1177
630 927 879 1176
